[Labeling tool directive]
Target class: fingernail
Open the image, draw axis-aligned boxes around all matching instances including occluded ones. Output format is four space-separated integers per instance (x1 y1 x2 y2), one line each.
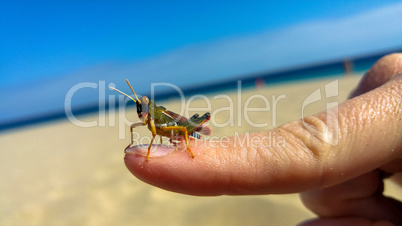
125 144 176 157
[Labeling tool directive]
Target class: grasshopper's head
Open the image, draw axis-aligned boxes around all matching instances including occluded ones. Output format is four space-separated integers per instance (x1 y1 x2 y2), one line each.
109 79 150 122
136 96 150 122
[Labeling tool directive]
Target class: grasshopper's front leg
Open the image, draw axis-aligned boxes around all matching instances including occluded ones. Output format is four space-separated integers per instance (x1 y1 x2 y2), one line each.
125 121 147 152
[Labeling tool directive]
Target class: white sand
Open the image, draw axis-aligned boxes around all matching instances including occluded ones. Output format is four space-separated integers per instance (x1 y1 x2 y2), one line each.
1 74 401 226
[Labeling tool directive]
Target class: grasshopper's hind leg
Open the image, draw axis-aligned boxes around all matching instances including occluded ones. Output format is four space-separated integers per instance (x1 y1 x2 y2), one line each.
146 134 156 162
160 126 195 158
145 120 158 162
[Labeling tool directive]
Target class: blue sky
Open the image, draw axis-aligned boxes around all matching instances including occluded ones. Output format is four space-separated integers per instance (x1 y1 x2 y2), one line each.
1 1 402 124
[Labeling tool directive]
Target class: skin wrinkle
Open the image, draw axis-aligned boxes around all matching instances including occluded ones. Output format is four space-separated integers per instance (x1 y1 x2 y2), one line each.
259 131 289 176
297 116 334 158
262 146 306 194
281 120 327 157
223 130 319 194
250 133 271 166
388 83 402 120
274 124 327 190
278 123 319 158
216 138 255 195
379 80 402 154
226 149 252 194
281 133 313 168
233 134 267 194
344 99 372 151
345 78 401 147
327 106 385 185
234 133 268 170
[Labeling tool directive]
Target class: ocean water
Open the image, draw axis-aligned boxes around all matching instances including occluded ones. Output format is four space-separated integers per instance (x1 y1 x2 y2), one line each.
0 49 399 131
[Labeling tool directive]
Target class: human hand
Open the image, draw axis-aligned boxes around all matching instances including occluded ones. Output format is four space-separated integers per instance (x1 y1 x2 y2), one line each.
124 53 402 225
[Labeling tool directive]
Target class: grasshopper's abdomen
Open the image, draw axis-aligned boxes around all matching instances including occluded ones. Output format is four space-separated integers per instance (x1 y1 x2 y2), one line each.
189 132 201 139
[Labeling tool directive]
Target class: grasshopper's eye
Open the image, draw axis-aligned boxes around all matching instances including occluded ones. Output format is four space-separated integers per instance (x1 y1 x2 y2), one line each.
136 103 142 113
142 96 149 105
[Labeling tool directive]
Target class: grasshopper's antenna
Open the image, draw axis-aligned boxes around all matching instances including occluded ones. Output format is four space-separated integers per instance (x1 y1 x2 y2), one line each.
125 79 141 104
109 86 137 103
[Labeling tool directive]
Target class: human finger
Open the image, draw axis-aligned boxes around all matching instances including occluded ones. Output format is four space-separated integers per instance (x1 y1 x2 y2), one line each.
124 55 402 196
299 53 402 225
300 170 402 225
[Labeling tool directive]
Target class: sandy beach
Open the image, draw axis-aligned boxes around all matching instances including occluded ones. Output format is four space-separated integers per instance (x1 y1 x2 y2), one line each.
1 74 401 226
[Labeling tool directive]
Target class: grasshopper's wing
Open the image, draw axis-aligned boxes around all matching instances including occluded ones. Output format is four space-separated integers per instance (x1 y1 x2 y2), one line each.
163 110 212 136
195 125 212 136
163 110 189 124
193 113 212 136
179 112 212 135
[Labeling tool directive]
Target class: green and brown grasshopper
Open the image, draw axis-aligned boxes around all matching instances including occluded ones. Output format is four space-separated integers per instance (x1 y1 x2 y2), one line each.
110 79 211 162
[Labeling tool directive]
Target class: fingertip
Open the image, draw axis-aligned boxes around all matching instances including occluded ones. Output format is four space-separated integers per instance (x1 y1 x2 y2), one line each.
125 144 177 158
124 144 193 174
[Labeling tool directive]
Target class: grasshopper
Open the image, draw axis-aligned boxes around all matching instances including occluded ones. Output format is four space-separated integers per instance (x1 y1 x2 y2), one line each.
110 79 211 162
